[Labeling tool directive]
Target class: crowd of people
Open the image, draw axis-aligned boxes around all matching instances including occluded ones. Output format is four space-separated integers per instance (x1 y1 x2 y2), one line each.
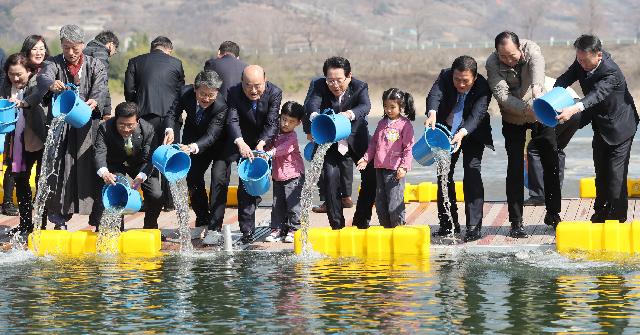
0 24 637 245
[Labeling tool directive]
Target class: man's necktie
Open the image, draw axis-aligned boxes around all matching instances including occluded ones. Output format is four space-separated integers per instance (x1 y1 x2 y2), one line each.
195 105 204 125
451 93 467 135
124 136 133 156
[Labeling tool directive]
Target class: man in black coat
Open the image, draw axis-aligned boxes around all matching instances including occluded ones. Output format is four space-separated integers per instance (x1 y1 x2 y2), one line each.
425 55 493 242
84 30 119 119
556 34 639 222
168 70 228 243
224 65 281 243
204 40 247 99
94 102 162 229
124 36 185 210
304 56 375 230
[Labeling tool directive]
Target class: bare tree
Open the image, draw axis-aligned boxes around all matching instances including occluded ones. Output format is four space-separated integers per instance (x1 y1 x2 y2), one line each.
520 1 549 39
577 0 602 34
409 0 432 48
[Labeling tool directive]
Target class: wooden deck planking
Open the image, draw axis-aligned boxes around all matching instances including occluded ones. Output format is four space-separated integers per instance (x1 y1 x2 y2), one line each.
4 198 639 250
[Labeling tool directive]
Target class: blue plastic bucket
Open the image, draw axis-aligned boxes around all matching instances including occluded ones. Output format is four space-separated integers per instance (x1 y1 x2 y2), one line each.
0 99 18 134
51 84 91 128
102 176 142 214
310 108 351 144
303 142 316 161
0 133 4 154
412 123 453 166
238 150 271 196
533 87 575 127
152 144 191 182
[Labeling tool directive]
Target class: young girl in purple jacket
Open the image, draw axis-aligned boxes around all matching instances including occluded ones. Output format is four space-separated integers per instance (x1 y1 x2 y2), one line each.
356 88 415 228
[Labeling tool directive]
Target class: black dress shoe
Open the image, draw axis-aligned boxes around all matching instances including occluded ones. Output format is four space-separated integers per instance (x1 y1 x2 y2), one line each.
2 202 18 216
544 213 561 228
432 228 454 237
240 233 254 244
508 222 528 238
162 205 175 212
523 196 545 206
464 227 482 242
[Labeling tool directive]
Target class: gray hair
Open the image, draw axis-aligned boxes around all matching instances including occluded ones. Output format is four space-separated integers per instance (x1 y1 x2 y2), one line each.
194 70 223 90
59 24 84 43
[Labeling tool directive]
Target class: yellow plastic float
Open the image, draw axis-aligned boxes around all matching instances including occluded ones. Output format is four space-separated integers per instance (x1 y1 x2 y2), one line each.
293 225 430 258
579 177 640 198
556 220 640 254
27 229 162 256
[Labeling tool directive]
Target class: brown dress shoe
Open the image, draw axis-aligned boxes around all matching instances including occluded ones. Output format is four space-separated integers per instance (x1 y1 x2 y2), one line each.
342 197 354 208
312 202 327 213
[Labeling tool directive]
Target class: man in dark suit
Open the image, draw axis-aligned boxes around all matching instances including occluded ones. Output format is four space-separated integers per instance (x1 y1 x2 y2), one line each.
304 56 375 230
425 55 493 242
84 30 119 120
94 102 162 229
223 65 281 243
556 34 639 222
304 76 354 213
124 36 185 210
169 70 228 243
204 40 247 99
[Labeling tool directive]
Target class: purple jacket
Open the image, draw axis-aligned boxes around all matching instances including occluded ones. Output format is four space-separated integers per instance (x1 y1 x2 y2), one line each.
363 116 414 171
266 131 304 181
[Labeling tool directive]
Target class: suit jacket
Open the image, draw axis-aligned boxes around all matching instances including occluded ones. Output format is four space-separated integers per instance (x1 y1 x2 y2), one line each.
174 85 228 155
224 81 282 161
303 77 372 159
426 69 493 148
84 39 113 116
203 55 247 99
124 49 185 125
94 118 156 176
555 51 638 145
0 74 48 147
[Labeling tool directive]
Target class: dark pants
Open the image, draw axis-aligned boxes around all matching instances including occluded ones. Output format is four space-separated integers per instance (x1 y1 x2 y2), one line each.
318 156 353 201
271 176 304 233
93 166 163 229
323 145 376 229
186 153 212 227
502 121 561 223
208 159 231 231
527 113 580 197
207 159 257 235
141 114 181 208
3 165 15 204
375 169 405 228
14 150 43 232
437 139 485 230
591 134 633 222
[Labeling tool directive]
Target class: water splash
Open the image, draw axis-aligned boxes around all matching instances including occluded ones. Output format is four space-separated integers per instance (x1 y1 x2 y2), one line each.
434 149 457 240
96 207 124 254
299 143 331 255
29 115 66 253
168 178 192 253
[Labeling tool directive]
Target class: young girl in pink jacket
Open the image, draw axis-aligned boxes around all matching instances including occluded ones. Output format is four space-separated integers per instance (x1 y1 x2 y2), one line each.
357 88 415 228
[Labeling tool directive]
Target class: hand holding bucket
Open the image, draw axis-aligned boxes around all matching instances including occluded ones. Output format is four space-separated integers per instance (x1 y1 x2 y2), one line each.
532 87 575 127
310 108 351 144
51 83 92 128
412 123 454 166
102 175 142 214
238 150 272 196
0 99 18 134
152 144 191 182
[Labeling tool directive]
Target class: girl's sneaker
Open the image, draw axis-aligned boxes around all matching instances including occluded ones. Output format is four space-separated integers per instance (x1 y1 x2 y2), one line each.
283 231 295 243
265 229 281 242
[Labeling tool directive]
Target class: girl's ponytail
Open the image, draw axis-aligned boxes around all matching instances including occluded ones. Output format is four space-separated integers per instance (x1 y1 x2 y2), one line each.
403 92 416 121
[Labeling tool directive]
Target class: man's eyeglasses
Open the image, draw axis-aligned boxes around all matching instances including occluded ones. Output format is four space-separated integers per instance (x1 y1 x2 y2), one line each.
117 122 137 130
326 78 346 86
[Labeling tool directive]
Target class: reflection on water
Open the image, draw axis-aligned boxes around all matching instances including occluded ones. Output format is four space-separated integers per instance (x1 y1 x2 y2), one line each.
2 251 640 333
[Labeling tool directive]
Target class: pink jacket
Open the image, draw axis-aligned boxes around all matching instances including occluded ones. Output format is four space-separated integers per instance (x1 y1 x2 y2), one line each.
362 116 414 171
266 131 305 181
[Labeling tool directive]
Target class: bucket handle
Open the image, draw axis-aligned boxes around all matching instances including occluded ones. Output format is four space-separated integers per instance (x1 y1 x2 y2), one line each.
0 101 17 111
0 101 19 126
238 150 272 170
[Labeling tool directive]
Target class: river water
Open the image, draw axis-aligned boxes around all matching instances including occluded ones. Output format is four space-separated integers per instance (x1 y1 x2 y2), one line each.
2 250 640 334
